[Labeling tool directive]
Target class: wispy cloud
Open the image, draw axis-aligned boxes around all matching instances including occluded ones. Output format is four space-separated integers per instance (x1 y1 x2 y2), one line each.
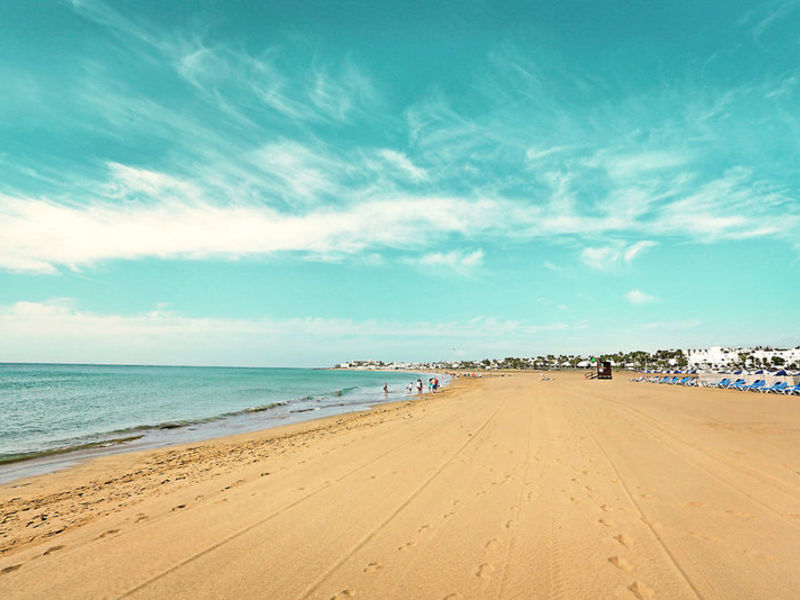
377 149 427 182
410 249 484 275
625 290 658 305
741 0 800 40
2 5 799 279
581 241 657 271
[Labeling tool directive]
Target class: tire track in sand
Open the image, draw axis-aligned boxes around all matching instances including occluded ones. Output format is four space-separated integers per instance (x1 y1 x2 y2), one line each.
299 401 507 599
580 422 703 600
116 415 452 599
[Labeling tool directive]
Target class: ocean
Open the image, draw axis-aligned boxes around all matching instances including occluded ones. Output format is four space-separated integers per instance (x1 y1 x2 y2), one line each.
0 363 443 482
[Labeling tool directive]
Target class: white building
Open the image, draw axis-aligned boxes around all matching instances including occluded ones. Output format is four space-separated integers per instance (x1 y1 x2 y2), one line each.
687 346 800 370
686 346 739 369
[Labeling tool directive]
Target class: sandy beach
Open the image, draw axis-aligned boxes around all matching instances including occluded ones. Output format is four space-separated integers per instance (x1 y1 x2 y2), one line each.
2 372 800 599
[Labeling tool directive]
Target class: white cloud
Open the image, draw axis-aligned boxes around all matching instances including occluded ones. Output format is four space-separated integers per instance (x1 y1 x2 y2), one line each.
412 249 484 273
377 149 427 182
623 240 658 262
586 150 690 181
525 145 569 163
581 240 656 271
0 190 501 273
543 261 562 272
625 289 658 305
0 299 572 365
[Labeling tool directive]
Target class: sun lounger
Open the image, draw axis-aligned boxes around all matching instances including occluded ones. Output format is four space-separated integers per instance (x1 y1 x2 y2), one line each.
728 379 747 390
744 380 765 392
760 382 787 394
714 378 731 388
782 383 800 395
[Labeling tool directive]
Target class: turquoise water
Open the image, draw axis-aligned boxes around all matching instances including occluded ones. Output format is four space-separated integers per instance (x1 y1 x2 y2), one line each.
0 364 441 472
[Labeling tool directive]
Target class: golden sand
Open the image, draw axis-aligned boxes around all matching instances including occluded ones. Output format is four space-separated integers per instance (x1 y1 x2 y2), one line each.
2 372 800 598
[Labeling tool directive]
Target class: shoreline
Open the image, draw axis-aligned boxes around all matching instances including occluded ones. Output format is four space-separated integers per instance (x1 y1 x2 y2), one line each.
0 377 471 559
0 368 448 485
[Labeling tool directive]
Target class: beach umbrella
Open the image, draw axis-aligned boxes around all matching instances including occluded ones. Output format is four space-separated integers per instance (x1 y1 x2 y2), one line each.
733 370 742 375
754 369 764 375
771 369 792 385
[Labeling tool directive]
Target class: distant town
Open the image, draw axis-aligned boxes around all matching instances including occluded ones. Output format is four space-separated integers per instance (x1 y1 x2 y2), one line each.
334 346 800 372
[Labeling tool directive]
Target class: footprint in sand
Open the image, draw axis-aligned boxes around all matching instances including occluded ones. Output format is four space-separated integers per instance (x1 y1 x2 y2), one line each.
628 580 654 599
614 534 632 547
363 561 383 573
97 529 120 539
598 518 613 527
485 538 498 550
397 541 416 551
418 524 430 533
608 556 632 570
43 545 64 556
476 563 495 578
2 564 22 575
442 593 460 599
329 589 355 599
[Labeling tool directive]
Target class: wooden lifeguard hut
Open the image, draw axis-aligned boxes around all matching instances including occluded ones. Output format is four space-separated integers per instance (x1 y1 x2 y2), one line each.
597 361 612 380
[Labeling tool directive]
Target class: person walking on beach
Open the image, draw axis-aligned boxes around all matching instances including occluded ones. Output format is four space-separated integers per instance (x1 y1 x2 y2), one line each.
383 383 389 394
407 382 414 394
417 379 423 394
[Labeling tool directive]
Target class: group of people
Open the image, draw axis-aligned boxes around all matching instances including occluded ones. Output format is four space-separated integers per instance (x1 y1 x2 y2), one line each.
383 377 441 396
397 377 440 395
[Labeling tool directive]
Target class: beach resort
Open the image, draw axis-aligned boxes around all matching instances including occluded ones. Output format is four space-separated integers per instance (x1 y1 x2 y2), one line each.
3 0 800 598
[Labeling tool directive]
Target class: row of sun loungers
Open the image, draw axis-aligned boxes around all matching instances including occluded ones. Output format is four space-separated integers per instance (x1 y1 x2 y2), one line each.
629 374 800 394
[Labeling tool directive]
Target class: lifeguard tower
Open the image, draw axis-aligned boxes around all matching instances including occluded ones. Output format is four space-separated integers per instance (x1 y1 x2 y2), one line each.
597 361 612 380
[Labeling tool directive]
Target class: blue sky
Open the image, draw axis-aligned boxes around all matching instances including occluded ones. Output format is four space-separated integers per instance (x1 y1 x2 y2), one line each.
1 0 798 366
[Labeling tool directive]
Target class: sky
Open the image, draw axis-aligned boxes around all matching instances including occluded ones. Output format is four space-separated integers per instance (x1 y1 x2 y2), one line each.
1 0 799 366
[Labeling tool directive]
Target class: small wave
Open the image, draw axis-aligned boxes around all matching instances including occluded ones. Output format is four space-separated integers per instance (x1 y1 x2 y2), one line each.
242 401 288 413
0 435 144 465
333 386 359 397
289 407 319 414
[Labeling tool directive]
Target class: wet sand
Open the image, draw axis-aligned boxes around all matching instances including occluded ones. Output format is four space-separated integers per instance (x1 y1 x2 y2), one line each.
2 372 800 598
